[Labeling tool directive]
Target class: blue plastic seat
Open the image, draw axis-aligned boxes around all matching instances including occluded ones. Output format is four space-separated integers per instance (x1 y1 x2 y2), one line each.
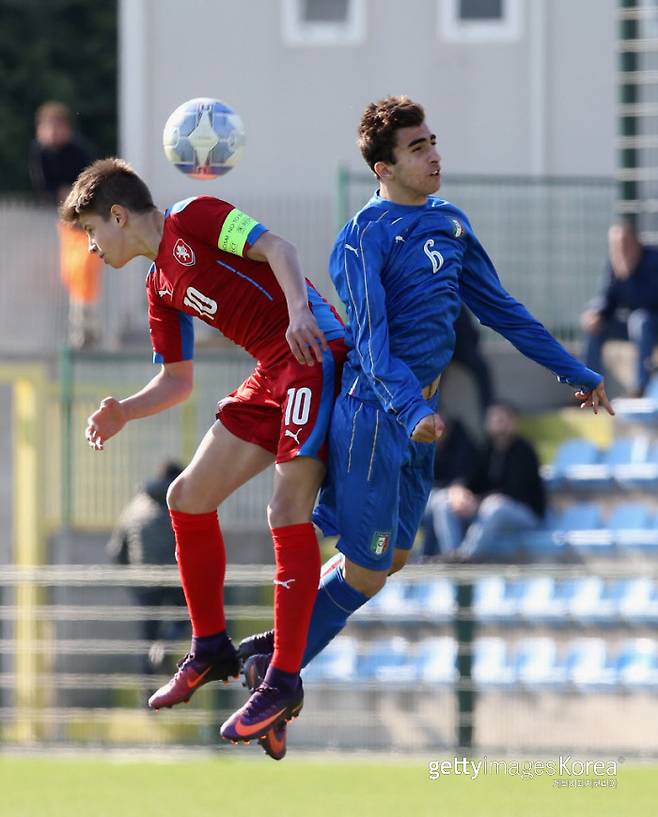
472 637 515 688
416 637 458 685
615 639 658 689
516 577 561 623
355 637 416 684
617 578 658 624
407 580 456 622
473 577 517 623
557 502 604 531
514 637 564 688
301 636 357 684
557 503 612 554
563 638 616 690
355 580 412 620
609 502 658 551
543 439 600 490
563 577 608 624
613 438 658 489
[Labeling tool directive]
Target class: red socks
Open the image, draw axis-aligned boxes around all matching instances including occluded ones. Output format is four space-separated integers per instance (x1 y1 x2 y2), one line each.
270 523 321 674
170 511 319 670
170 509 226 637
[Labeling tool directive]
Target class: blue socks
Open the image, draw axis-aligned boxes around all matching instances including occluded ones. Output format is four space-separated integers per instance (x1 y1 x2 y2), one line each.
301 552 370 667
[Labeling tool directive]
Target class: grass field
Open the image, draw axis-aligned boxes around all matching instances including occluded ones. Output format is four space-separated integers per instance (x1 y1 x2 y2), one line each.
2 754 657 817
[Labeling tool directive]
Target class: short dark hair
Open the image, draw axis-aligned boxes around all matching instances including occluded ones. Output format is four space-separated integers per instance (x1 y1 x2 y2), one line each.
59 157 155 223
358 96 426 174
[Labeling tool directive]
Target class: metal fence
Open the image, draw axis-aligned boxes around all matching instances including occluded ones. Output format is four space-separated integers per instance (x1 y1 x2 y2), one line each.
338 170 617 342
2 563 658 755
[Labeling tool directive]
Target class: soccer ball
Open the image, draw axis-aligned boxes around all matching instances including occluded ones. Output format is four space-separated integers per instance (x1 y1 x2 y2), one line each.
162 97 245 180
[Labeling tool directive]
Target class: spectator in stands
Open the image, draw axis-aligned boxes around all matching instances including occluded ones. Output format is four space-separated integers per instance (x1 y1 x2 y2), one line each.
451 305 494 417
107 461 189 675
431 402 545 562
420 416 480 559
581 220 658 397
29 100 102 349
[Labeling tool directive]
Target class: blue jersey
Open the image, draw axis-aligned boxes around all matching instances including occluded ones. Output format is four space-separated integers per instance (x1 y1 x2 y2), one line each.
331 192 602 436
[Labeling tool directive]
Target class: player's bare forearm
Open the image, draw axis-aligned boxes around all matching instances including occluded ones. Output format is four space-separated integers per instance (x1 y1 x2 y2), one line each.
248 232 328 364
85 361 193 450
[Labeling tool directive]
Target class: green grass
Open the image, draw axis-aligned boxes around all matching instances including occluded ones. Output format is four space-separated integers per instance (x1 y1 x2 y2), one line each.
1 754 657 817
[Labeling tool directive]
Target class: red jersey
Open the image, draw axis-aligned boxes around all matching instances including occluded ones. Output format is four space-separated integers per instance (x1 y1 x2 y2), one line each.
147 195 343 365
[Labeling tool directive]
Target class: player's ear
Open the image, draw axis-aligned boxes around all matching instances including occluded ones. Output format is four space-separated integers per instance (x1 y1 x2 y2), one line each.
110 204 128 226
374 160 393 180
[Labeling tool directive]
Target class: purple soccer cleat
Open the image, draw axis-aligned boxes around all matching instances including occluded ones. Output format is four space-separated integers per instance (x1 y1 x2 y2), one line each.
237 629 274 663
220 677 303 745
243 653 287 760
148 640 240 710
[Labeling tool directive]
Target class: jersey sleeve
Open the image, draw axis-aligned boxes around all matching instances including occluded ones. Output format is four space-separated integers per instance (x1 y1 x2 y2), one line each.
459 232 602 391
338 222 433 435
169 195 268 257
146 272 195 364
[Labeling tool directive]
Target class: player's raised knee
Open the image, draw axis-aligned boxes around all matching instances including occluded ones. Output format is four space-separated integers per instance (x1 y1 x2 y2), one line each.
343 558 388 597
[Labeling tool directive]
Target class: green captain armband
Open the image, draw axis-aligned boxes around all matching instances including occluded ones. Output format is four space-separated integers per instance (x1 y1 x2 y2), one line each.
218 208 262 256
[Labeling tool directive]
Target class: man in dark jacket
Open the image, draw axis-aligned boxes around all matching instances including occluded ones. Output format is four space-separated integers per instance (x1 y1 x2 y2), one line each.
420 416 480 558
430 402 545 562
581 220 658 396
107 461 188 672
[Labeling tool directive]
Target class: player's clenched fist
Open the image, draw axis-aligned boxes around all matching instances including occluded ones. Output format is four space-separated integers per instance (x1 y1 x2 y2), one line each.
411 412 445 443
85 396 128 450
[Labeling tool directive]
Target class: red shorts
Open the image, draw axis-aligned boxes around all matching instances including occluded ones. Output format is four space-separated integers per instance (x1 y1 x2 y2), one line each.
217 338 347 463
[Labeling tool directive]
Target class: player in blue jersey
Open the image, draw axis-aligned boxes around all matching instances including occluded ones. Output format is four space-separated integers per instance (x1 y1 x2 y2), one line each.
239 96 613 759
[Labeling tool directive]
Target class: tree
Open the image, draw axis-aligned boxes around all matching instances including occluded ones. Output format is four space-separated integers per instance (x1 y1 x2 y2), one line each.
0 0 117 193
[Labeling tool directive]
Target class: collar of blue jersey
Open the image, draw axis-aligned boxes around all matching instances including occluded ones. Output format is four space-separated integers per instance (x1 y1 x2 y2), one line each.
370 189 435 212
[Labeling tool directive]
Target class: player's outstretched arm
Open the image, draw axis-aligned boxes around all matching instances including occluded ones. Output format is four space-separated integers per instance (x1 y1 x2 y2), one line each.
574 381 615 416
85 360 193 450
246 231 328 366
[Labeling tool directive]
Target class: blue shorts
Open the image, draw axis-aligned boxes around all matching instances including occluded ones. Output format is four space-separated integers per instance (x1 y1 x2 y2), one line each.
313 393 436 572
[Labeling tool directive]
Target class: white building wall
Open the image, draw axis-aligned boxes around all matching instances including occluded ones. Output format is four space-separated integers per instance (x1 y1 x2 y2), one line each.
114 0 617 334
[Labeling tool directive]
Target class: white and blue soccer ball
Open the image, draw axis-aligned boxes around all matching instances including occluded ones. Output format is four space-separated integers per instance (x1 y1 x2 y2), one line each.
162 97 245 180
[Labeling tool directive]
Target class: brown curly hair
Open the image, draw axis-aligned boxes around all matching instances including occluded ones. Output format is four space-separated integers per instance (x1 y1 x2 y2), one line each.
59 157 155 223
358 96 426 175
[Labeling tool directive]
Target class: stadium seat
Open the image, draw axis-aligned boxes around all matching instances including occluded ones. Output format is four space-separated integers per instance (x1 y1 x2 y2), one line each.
563 638 616 690
301 636 357 684
612 438 658 490
473 577 517 623
472 637 515 688
407 579 456 622
354 580 412 620
416 637 458 685
514 637 564 689
608 502 658 552
616 578 658 625
515 577 561 623
612 375 658 422
523 509 569 561
615 639 658 690
542 439 600 490
355 637 416 684
563 577 611 625
558 502 612 555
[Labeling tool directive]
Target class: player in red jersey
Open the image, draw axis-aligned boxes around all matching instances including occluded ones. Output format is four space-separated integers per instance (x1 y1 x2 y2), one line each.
60 158 347 745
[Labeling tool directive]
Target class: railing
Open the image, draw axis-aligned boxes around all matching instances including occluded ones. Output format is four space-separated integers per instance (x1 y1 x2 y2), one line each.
2 563 658 754
337 168 616 343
